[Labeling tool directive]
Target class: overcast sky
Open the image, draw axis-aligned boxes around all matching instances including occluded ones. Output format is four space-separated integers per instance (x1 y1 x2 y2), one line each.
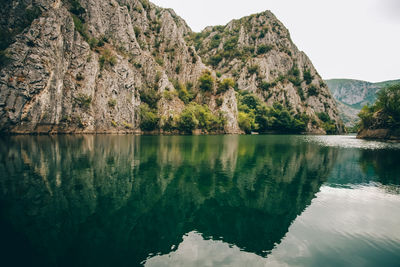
151 0 400 83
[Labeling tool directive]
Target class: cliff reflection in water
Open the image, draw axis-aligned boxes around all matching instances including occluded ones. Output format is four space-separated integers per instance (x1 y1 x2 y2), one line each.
0 135 337 266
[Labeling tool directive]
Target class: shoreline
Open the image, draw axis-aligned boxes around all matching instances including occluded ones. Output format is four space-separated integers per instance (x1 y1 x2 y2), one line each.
0 131 342 137
357 128 400 141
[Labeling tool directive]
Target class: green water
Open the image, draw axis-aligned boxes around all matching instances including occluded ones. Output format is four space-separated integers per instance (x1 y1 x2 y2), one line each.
0 135 399 267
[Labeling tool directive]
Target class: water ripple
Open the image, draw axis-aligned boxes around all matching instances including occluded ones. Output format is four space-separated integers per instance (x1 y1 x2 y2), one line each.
303 135 400 150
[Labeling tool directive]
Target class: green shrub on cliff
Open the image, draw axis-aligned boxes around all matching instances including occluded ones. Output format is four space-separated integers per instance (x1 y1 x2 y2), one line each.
358 83 400 129
170 80 194 104
210 34 221 48
68 0 85 16
237 91 309 133
176 103 226 133
139 104 160 131
99 49 117 69
257 44 273 55
248 65 259 75
358 105 375 129
72 15 89 41
317 112 337 134
307 85 319 97
75 93 92 109
223 36 238 51
140 87 161 109
208 54 222 67
260 81 276 91
375 84 400 125
238 111 256 134
217 78 235 94
303 69 313 85
0 50 11 68
198 70 214 91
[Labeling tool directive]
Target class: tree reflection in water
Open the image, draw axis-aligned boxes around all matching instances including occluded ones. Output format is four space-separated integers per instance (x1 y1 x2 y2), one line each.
0 135 339 266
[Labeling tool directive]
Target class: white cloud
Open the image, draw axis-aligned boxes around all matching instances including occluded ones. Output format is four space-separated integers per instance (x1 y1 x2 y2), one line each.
145 231 269 267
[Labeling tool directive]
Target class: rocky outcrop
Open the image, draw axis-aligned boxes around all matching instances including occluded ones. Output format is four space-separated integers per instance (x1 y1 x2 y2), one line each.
357 110 400 141
357 128 400 141
190 12 343 133
0 0 343 134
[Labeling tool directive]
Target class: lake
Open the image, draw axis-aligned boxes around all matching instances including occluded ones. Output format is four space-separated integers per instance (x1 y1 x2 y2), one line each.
0 135 399 267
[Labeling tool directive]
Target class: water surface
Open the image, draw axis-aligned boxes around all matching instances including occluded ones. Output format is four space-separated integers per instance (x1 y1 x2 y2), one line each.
0 135 399 266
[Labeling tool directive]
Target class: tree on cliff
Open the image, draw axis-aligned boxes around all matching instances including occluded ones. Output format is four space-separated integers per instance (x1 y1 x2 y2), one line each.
358 83 400 130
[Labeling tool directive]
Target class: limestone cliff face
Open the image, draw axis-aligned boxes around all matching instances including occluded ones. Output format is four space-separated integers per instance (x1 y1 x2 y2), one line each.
190 11 343 133
0 0 343 134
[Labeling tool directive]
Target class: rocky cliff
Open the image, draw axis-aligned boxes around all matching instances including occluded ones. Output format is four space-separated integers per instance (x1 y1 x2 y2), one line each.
0 0 343 134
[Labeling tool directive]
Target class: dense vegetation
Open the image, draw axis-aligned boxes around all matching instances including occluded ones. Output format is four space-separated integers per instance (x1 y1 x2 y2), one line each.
358 83 400 130
176 103 226 133
316 112 337 134
139 78 227 133
170 80 195 104
162 103 226 133
139 103 160 131
237 91 309 134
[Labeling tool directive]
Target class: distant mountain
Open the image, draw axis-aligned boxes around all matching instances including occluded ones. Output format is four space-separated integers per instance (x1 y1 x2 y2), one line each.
334 100 360 128
325 79 400 127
